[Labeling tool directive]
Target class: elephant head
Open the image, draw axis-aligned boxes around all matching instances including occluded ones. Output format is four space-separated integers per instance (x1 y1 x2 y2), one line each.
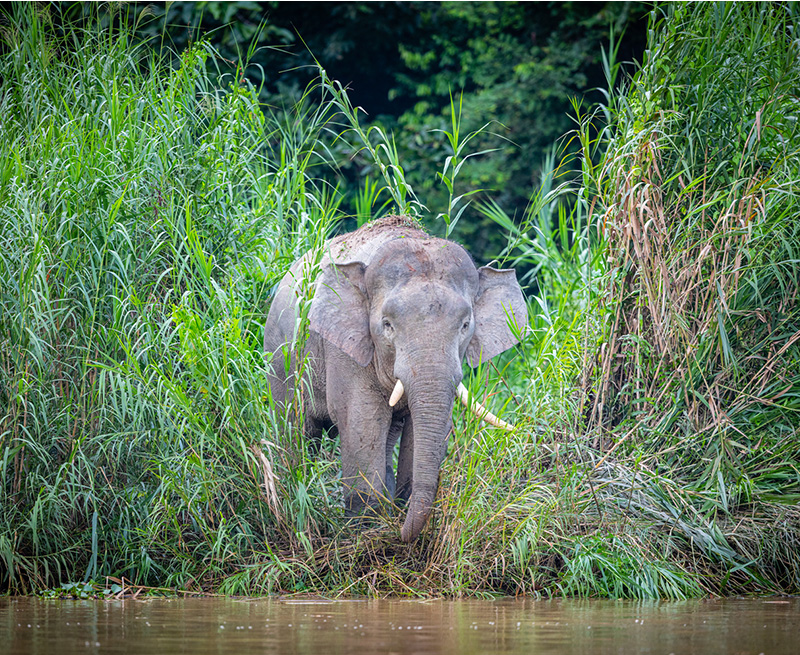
308 237 527 542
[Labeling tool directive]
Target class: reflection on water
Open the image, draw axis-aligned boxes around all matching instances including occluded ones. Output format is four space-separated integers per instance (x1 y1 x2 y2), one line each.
2 596 798 654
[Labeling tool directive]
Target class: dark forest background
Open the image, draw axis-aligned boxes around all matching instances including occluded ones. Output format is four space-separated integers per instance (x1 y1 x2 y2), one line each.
58 1 649 262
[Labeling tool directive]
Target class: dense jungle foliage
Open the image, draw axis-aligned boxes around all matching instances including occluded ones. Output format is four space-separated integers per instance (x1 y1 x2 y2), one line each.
1 2 798 598
52 0 650 264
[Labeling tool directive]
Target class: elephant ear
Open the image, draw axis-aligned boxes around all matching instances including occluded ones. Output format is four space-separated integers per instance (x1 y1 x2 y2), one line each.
308 261 373 367
466 266 527 367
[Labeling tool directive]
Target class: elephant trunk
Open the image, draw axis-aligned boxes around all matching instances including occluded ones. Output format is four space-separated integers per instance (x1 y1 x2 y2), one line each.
399 365 457 543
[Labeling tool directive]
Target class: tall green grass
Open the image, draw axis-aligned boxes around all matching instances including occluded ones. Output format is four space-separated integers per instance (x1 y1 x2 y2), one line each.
0 4 342 592
476 1 800 597
580 1 800 593
1 3 799 599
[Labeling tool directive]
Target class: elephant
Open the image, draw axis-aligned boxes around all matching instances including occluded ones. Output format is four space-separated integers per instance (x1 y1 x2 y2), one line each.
263 214 527 542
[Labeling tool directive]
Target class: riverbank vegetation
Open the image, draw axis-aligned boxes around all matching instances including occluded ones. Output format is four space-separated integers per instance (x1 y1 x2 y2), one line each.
1 3 798 598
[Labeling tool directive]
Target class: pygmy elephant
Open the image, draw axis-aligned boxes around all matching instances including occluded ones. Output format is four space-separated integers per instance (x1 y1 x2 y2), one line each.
263 215 527 542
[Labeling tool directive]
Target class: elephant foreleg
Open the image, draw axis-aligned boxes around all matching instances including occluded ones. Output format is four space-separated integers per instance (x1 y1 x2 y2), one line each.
340 413 394 516
384 416 406 500
395 416 414 504
326 349 394 517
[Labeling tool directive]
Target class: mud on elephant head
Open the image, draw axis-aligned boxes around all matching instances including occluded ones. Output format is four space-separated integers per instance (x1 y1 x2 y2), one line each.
264 215 528 542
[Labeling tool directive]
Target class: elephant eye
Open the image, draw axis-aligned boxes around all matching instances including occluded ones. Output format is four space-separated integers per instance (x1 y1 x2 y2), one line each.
461 319 471 332
382 319 394 334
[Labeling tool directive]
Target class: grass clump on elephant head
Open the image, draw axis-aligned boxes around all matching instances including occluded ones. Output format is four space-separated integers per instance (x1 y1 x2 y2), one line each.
263 215 528 542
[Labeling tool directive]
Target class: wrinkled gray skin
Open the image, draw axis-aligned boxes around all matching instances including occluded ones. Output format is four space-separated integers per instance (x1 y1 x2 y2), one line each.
264 216 527 542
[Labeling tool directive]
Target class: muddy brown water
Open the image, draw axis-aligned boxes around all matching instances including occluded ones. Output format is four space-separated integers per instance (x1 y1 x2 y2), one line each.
2 596 798 654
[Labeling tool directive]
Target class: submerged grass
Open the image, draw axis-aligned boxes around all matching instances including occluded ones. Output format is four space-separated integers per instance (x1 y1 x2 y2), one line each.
1 3 799 598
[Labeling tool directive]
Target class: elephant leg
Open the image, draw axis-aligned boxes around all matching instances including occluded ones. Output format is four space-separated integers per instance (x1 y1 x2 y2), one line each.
303 416 336 456
275 333 330 455
267 331 329 438
394 411 450 505
395 415 414 504
326 348 393 516
384 417 405 500
340 408 394 516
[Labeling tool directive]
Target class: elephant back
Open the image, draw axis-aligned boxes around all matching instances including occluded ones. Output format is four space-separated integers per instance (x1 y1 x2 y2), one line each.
325 215 428 267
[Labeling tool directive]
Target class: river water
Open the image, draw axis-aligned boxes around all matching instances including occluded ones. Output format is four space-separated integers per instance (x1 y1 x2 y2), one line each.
2 596 797 654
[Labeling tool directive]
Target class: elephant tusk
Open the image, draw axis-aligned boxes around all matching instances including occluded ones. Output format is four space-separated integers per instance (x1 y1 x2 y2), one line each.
457 383 515 431
389 379 405 407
